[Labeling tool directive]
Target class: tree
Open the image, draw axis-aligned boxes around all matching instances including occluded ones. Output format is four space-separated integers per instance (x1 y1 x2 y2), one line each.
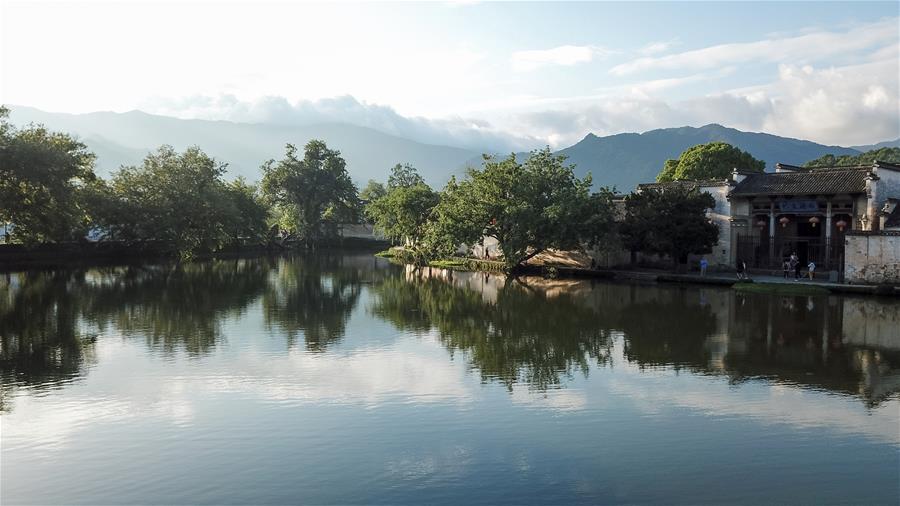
367 180 440 247
364 164 439 247
621 186 719 268
222 177 270 245
359 179 387 202
260 140 358 243
0 106 98 244
101 145 239 256
387 162 425 189
424 148 612 272
656 159 680 183
804 147 900 168
656 142 764 182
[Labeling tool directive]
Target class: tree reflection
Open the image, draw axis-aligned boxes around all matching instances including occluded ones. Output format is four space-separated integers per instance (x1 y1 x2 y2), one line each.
372 269 614 390
262 255 365 351
87 259 270 355
0 271 98 408
615 288 719 371
0 258 271 411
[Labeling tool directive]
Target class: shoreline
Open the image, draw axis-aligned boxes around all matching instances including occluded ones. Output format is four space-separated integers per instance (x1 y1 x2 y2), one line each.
0 238 389 271
383 251 900 297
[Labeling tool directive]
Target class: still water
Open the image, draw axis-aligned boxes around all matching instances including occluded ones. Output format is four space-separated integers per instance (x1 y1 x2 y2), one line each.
2 253 899 504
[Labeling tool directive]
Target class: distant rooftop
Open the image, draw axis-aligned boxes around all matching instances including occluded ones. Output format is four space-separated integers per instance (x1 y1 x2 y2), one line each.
730 167 870 196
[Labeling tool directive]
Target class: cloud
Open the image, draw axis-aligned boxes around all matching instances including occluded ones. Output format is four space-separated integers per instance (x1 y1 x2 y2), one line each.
512 45 611 72
610 18 898 76
143 94 539 153
502 57 899 147
638 39 679 56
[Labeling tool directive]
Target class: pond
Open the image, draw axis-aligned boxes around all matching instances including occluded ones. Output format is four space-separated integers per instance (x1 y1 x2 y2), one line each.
2 253 899 504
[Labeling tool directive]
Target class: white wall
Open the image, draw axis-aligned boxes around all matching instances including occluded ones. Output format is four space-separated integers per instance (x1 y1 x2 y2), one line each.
844 234 900 284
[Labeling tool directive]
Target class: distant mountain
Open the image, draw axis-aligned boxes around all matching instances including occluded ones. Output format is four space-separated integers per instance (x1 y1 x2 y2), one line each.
851 138 900 152
553 124 862 191
9 107 875 192
7 106 479 186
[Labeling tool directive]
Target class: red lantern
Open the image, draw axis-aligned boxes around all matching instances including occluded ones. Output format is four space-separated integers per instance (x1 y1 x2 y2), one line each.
809 216 821 227
779 216 790 228
835 219 848 232
756 219 767 228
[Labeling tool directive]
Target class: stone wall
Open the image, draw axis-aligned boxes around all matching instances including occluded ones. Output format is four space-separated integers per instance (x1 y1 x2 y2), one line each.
844 233 900 284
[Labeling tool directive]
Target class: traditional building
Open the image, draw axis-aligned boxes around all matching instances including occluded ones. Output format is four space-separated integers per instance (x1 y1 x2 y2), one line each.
636 160 900 279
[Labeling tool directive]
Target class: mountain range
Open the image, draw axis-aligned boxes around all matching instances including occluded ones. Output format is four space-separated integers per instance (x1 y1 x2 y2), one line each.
8 105 896 191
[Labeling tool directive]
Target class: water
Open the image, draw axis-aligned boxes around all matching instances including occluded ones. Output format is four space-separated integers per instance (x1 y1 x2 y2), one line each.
2 253 899 504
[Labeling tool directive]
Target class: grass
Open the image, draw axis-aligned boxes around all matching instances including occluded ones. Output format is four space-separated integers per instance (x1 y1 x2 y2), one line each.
428 259 467 269
733 281 830 296
374 248 398 258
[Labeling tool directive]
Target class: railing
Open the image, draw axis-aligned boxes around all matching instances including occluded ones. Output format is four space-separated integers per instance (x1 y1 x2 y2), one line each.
735 234 845 272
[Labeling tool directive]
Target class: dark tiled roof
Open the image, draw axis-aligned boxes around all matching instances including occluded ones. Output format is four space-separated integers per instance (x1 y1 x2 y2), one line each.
885 204 900 229
729 167 869 196
638 179 731 191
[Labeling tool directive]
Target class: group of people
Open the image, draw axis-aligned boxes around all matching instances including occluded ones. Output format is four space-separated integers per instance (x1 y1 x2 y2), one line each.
784 252 815 281
699 254 817 281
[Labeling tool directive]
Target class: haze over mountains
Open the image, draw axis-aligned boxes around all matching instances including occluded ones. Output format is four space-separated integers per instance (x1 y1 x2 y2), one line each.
9 105 895 191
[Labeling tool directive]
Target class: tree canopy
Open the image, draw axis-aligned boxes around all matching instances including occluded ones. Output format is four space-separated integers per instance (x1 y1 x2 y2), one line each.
621 186 719 266
260 140 358 243
803 147 900 168
359 179 387 203
365 164 439 247
386 162 425 189
0 106 98 244
656 142 765 182
98 145 267 256
424 148 615 271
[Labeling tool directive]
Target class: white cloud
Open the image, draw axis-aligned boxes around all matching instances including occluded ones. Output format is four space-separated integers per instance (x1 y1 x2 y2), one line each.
143 94 539 153
610 18 898 76
500 56 899 148
638 39 679 56
512 45 611 72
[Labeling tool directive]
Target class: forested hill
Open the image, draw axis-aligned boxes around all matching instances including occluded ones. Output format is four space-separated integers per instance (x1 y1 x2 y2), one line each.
7 106 479 186
10 106 889 192
552 124 863 191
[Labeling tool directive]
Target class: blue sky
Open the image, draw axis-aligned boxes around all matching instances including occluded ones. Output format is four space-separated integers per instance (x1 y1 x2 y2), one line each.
1 1 898 149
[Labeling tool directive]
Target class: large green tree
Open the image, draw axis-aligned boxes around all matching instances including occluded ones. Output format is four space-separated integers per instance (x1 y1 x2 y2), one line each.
804 147 900 168
387 162 425 189
0 106 98 244
424 148 614 271
260 140 358 243
657 142 765 182
365 164 440 247
359 179 387 202
100 145 257 256
621 186 719 268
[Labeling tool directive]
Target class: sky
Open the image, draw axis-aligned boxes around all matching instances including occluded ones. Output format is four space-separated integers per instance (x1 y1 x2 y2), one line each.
1 1 898 151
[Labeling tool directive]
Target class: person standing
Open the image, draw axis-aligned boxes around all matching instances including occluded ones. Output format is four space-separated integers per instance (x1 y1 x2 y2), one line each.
790 252 800 281
782 258 790 279
736 258 745 280
807 260 816 280
700 256 708 276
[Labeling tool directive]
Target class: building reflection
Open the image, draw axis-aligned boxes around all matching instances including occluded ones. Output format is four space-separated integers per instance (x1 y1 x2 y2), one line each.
2 256 898 413
380 266 900 406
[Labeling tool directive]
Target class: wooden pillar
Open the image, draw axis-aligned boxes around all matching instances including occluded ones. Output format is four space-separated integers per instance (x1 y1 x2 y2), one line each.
825 200 832 267
768 201 776 265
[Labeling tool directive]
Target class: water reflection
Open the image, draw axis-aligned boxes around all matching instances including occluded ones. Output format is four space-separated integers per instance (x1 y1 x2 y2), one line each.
2 255 899 411
0 271 98 409
372 265 900 407
371 267 614 390
262 255 366 352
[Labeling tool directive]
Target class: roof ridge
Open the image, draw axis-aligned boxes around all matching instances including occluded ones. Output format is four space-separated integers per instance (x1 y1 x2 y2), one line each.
760 166 871 175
